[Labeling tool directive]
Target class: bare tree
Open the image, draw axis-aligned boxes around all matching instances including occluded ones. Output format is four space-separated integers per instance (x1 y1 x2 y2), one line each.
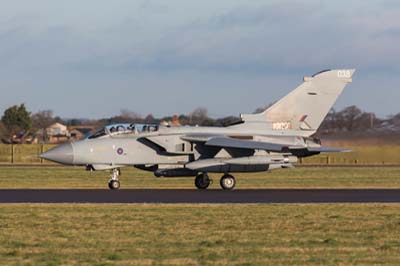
120 109 142 120
190 107 208 125
144 114 155 123
337 106 363 131
318 108 337 133
353 112 377 130
31 110 55 142
253 102 275 114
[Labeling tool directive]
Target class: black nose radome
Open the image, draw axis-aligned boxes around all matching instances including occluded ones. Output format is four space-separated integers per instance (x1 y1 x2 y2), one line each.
40 143 74 165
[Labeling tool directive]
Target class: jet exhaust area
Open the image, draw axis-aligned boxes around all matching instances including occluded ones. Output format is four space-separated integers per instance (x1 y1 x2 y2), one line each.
1 189 399 203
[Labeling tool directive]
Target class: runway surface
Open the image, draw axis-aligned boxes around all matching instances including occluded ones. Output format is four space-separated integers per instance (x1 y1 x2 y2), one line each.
0 189 400 203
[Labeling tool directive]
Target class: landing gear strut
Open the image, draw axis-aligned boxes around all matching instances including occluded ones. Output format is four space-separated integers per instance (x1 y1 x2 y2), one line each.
220 174 236 190
195 173 211 190
108 168 121 190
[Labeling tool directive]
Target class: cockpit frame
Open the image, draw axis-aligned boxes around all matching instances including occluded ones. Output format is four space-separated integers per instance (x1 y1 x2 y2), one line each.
87 123 159 139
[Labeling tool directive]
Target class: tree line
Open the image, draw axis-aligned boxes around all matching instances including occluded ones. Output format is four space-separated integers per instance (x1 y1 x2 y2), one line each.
1 104 399 143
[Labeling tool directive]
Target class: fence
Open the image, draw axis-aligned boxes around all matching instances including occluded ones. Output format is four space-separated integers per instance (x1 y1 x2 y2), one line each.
1 144 400 166
0 144 56 165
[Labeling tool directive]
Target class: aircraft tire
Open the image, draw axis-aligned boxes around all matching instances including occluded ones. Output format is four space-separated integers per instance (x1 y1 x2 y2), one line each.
220 174 236 190
195 173 211 190
108 180 120 190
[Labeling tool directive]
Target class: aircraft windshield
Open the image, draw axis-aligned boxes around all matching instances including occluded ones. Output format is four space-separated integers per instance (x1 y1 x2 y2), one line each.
88 129 107 139
88 123 159 139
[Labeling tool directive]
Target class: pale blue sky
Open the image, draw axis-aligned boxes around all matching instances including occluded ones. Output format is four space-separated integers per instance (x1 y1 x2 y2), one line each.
0 0 399 118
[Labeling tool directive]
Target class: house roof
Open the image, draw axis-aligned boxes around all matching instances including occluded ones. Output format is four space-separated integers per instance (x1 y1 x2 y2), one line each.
49 122 67 129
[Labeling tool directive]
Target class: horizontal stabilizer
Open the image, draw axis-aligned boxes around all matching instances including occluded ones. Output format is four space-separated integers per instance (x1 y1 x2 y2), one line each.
307 147 351 153
183 134 350 155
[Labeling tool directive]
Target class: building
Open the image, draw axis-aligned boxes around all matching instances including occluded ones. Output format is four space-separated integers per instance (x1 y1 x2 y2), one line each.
46 123 70 143
68 126 96 141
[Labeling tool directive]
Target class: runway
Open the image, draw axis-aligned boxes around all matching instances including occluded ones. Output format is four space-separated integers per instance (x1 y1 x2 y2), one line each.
0 189 400 203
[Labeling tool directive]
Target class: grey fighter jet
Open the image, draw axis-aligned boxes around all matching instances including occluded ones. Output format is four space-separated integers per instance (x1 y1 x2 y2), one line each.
41 69 355 190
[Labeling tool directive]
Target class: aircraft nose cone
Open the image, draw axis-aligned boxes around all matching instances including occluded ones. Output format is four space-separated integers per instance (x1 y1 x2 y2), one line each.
40 143 74 165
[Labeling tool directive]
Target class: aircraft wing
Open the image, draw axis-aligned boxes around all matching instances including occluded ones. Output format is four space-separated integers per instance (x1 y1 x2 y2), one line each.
182 135 349 153
204 137 295 152
180 134 220 143
182 135 300 152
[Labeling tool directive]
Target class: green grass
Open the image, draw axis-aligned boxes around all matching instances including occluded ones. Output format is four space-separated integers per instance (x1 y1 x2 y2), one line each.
1 166 400 189
0 204 399 265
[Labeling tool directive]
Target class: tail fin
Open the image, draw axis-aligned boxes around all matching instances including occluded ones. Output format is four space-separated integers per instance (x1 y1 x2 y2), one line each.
240 69 355 135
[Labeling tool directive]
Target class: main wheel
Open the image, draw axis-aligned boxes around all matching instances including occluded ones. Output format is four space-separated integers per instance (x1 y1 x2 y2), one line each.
220 174 236 190
108 180 120 190
195 173 211 190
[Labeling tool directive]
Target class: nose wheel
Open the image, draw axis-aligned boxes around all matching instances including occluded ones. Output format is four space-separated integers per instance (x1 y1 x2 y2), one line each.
108 168 121 190
108 179 120 190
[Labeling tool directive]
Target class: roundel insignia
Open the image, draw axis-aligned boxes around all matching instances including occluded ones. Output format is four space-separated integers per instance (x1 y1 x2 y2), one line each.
117 148 124 155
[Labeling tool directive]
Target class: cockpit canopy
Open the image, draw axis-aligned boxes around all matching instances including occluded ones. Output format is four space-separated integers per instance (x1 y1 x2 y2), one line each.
88 123 159 139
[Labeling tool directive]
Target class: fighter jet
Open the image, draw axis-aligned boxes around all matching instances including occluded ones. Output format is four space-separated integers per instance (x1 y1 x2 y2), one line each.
41 69 355 190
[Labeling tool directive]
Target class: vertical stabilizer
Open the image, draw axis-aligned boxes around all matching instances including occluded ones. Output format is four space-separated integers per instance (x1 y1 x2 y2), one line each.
239 69 355 135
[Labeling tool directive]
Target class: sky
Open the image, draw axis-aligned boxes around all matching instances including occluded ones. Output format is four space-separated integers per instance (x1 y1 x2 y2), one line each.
0 0 399 119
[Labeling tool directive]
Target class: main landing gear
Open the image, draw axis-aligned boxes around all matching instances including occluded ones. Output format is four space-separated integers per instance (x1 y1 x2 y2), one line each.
195 173 212 190
108 168 121 190
194 173 236 190
220 174 236 190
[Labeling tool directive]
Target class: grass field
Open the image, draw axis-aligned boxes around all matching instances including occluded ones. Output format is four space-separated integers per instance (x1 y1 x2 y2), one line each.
1 166 400 189
0 204 399 266
1 166 399 265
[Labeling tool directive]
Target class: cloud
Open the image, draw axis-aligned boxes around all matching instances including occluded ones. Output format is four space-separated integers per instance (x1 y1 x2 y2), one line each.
146 1 400 73
0 1 400 118
49 0 396 76
2 1 400 74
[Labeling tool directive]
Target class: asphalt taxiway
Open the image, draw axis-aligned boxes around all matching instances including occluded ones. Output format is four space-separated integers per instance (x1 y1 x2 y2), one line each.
0 189 399 203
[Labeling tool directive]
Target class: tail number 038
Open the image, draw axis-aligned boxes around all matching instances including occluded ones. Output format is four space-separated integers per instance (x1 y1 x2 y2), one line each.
337 70 351 78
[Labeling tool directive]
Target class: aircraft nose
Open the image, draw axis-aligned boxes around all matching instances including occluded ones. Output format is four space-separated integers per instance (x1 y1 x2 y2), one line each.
40 143 74 165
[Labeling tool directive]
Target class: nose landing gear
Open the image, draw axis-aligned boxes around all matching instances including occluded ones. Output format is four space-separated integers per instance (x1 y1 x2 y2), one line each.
108 168 121 190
